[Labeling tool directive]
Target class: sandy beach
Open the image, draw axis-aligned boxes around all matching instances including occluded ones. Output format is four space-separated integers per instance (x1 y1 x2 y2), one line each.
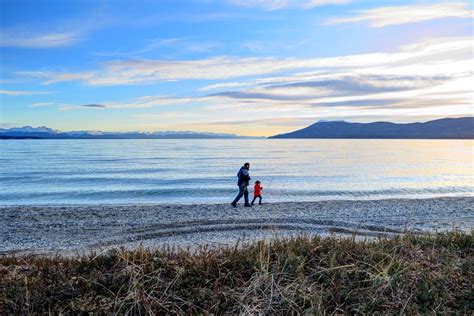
1 197 472 255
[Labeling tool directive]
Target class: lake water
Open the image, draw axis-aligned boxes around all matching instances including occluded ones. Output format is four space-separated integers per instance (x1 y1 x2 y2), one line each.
0 139 472 205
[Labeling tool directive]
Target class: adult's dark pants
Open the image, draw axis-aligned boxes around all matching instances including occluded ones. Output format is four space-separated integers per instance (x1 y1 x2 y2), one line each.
232 184 249 205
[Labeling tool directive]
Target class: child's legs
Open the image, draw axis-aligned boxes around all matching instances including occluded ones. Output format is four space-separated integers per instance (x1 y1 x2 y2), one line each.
258 195 262 204
251 196 258 205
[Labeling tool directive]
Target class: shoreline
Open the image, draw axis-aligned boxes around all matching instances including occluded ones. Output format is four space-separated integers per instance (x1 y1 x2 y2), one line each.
1 197 473 255
0 194 472 208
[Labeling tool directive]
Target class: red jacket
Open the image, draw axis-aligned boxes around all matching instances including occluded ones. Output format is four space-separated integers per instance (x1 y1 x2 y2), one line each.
254 184 263 196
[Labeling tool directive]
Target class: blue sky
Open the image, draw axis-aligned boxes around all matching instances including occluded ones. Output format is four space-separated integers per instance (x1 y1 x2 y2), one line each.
0 0 473 136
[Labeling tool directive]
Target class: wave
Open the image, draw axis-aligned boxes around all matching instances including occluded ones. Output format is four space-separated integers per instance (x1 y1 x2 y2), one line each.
0 186 471 205
0 175 233 186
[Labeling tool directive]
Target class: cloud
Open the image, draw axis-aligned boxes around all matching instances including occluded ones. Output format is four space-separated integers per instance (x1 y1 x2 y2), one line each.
190 117 320 127
91 38 189 57
135 38 187 53
29 102 54 107
186 41 222 53
0 31 83 48
202 74 463 109
328 2 473 27
199 81 256 91
60 104 107 110
229 0 289 10
104 95 209 109
242 41 265 52
267 75 449 94
200 75 451 109
18 36 472 86
0 89 52 96
80 104 106 108
304 0 349 8
229 0 349 10
59 96 208 111
91 37 223 59
22 57 315 85
211 90 317 101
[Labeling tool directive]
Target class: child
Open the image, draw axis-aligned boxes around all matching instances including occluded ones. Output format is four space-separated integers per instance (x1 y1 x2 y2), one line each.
251 180 263 205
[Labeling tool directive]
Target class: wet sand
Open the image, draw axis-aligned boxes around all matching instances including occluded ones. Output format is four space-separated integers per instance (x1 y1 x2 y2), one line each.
1 197 472 255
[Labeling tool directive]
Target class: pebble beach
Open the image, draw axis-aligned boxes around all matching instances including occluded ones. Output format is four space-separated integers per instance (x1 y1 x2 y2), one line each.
1 197 472 255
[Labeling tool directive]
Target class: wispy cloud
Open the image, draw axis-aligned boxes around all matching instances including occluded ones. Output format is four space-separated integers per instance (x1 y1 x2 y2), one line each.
91 37 221 58
328 2 473 27
242 41 265 52
29 102 54 107
304 0 349 8
0 31 83 48
229 0 349 10
0 89 52 96
22 57 320 85
230 0 288 10
210 75 451 102
80 104 106 108
59 96 208 111
186 41 222 53
184 117 319 127
60 104 107 110
20 36 472 87
91 38 187 57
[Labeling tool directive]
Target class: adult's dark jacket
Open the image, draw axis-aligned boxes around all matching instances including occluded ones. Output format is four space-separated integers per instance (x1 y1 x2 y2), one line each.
237 166 251 186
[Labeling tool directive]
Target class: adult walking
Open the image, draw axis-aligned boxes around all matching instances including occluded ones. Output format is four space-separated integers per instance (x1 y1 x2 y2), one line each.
231 162 251 207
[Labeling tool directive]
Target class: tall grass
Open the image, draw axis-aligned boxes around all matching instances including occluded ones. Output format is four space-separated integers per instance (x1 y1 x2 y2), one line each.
1 232 473 314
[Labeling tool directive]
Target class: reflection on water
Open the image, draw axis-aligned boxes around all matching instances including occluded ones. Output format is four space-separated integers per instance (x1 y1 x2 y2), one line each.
0 139 472 205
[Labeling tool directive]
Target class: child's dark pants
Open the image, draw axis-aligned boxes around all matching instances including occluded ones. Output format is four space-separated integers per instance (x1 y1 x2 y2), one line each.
251 195 262 205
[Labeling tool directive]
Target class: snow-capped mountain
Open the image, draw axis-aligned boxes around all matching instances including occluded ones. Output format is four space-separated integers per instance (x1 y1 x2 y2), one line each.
0 126 254 139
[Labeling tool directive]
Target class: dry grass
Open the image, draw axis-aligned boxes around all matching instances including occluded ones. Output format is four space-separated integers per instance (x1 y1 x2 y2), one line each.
1 232 473 314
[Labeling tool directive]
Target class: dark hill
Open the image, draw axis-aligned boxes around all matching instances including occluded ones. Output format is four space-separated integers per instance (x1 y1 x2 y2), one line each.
270 117 474 139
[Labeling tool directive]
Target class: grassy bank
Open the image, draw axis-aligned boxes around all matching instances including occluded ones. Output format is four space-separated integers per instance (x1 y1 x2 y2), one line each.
1 232 473 314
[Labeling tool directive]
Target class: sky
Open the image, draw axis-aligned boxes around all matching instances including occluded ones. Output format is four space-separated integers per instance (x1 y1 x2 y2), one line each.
0 0 473 136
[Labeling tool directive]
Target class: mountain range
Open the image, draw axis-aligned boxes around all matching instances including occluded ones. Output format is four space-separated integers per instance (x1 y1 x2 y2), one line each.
2 117 473 139
0 127 254 139
270 117 474 139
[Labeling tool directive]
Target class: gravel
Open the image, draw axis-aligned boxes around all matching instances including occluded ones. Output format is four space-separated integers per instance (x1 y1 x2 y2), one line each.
1 197 472 255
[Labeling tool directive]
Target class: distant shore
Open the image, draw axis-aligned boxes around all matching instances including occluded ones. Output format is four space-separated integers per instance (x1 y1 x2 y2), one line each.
1 197 472 255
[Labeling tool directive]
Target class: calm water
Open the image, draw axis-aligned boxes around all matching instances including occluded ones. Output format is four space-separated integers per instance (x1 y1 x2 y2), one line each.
0 139 472 205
